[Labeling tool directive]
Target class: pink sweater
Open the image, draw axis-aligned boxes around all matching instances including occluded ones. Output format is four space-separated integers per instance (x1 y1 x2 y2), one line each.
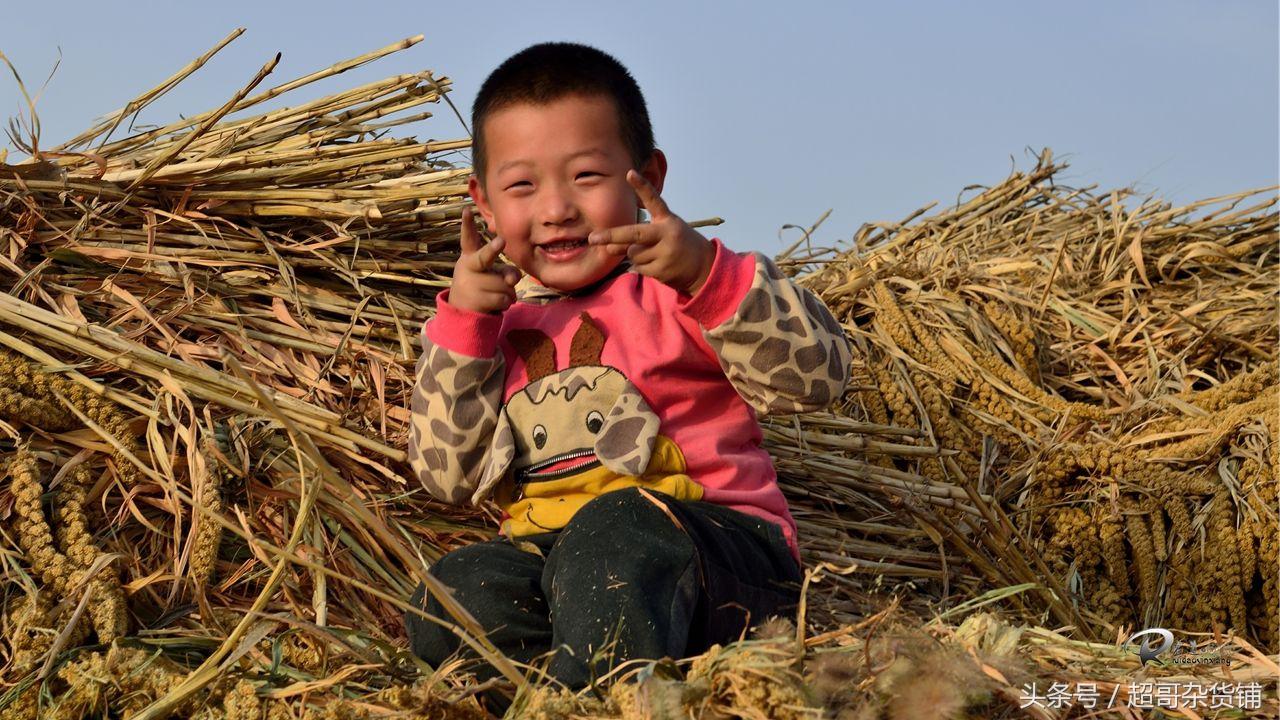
409 238 853 565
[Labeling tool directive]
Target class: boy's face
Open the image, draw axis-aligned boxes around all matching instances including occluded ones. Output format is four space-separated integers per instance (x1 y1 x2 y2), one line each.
469 93 667 292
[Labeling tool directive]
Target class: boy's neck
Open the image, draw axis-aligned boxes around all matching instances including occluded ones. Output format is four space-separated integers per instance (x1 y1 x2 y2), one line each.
515 260 631 305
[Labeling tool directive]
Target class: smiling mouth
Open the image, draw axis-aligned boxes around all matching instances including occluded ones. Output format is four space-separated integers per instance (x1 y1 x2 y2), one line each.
539 238 587 252
516 448 601 483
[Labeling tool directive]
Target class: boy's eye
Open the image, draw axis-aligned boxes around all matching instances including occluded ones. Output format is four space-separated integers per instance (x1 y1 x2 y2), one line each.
576 172 601 180
506 181 531 190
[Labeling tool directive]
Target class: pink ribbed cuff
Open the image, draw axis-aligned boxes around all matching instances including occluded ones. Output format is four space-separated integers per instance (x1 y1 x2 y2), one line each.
678 238 757 328
424 288 503 358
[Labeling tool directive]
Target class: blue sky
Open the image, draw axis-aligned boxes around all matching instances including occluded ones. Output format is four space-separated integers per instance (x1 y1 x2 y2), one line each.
4 1 1276 255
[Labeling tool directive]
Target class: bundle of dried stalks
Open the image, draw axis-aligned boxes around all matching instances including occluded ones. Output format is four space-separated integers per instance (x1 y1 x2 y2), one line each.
775 152 1277 650
0 32 527 718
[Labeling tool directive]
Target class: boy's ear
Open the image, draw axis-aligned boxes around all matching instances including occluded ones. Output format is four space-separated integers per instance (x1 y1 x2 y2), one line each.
468 174 497 231
640 148 668 196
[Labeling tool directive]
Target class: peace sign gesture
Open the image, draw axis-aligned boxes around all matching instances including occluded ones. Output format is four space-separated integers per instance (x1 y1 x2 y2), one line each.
448 207 522 314
587 170 715 295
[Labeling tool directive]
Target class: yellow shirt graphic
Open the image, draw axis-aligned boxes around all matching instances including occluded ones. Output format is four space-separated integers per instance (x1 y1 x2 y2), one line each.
496 435 702 536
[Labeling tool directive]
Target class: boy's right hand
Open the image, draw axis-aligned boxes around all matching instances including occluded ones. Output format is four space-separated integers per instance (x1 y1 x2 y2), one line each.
447 207 522 314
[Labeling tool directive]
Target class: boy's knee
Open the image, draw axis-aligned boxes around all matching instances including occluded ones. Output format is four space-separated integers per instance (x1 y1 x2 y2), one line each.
425 543 495 591
405 579 446 663
405 543 511 661
567 487 674 536
553 488 693 567
406 544 499 634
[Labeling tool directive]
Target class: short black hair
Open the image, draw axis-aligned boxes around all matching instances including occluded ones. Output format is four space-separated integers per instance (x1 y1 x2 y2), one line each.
471 42 655 185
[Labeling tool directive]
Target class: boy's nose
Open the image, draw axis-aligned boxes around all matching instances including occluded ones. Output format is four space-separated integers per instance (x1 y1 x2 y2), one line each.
538 185 580 226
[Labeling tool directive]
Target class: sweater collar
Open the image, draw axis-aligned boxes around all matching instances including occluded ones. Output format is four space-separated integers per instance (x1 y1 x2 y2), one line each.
514 260 632 305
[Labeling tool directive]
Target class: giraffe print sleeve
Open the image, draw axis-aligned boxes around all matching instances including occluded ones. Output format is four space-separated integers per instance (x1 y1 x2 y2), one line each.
406 331 508 506
699 252 853 416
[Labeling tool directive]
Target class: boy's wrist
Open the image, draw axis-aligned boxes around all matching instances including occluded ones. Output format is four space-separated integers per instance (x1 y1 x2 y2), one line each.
677 238 757 328
428 289 504 358
682 236 716 295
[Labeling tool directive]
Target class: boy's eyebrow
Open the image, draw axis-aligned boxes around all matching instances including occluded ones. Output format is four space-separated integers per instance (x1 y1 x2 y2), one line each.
566 148 608 161
494 149 609 175
495 159 531 174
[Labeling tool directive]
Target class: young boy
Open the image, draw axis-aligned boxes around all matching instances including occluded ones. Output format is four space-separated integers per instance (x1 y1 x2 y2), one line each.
405 42 852 689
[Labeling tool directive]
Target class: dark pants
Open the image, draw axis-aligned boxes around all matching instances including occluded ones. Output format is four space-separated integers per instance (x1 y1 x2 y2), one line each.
405 488 802 689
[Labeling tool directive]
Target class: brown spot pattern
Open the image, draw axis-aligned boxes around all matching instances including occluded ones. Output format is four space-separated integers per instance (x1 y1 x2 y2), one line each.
597 417 647 472
719 329 764 345
775 316 806 335
406 338 507 505
794 342 828 373
739 288 772 323
704 252 854 416
479 415 517 497
595 391 659 476
749 338 792 373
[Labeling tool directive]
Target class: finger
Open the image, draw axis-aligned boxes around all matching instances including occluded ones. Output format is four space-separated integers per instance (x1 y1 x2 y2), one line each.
498 265 522 287
481 287 517 305
459 207 483 255
469 268 519 294
626 241 661 266
626 169 671 219
587 223 662 247
469 236 505 273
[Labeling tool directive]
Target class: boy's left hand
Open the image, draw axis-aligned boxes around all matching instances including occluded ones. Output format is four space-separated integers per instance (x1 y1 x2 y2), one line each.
587 170 715 296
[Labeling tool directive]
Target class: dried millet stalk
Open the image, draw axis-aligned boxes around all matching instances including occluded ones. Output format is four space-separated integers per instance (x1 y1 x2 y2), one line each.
0 384 76 430
53 465 128 642
40 645 219 720
0 351 76 427
1187 361 1277 414
1237 512 1256 594
278 633 326 674
1088 579 1128 628
966 340 1107 423
1207 490 1248 633
1123 507 1158 619
0 349 144 488
10 447 77 597
7 448 129 644
1161 487 1194 542
0 352 145 648
188 434 231 588
899 294 968 385
1155 395 1273 461
1098 510 1130 600
1257 514 1279 647
1164 544 1196 630
871 357 914 428
982 301 1039 383
872 282 929 361
1148 505 1168 562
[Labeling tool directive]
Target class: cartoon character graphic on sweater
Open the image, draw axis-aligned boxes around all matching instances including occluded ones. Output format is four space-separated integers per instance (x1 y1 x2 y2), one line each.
408 245 855 553
483 313 700 536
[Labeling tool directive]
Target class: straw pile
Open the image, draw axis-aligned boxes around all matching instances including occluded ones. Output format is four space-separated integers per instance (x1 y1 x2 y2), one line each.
777 154 1277 650
0 34 1275 719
